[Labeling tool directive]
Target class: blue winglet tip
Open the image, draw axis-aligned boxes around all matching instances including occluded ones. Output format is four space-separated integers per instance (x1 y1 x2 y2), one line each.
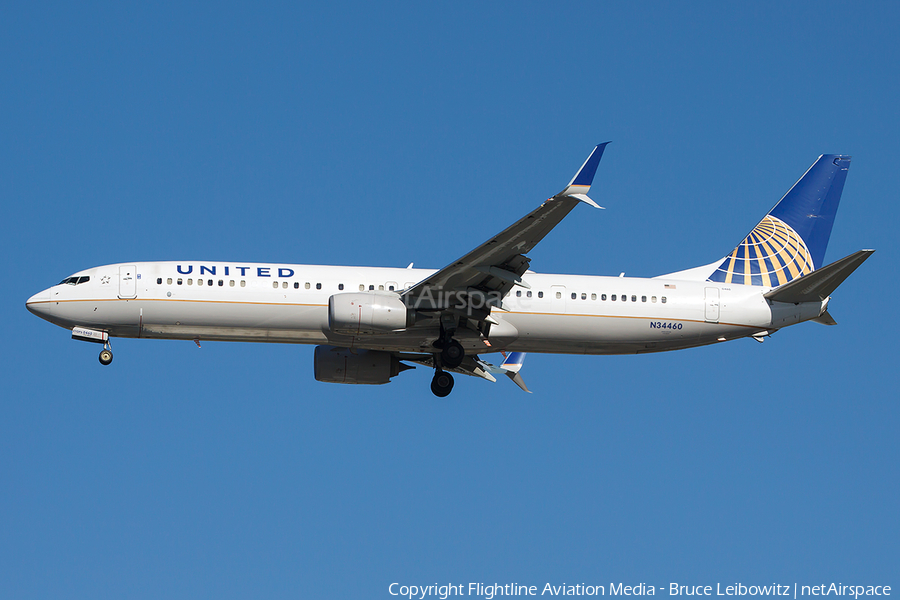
571 142 610 187
501 352 526 367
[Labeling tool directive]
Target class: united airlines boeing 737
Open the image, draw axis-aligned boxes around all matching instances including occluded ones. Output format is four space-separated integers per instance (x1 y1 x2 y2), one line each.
26 145 873 396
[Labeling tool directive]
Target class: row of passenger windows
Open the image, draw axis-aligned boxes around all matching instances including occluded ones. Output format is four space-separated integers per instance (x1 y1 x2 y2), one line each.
514 289 667 303
156 278 400 291
154 276 669 304
159 277 246 287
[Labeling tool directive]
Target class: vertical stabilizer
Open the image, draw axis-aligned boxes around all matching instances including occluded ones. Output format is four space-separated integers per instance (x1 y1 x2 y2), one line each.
707 154 850 287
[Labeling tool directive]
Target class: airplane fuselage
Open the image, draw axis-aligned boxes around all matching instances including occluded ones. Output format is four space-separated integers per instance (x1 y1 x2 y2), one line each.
27 261 824 356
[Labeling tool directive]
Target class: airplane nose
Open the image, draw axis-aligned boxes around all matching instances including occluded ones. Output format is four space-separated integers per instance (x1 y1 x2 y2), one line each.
26 288 53 319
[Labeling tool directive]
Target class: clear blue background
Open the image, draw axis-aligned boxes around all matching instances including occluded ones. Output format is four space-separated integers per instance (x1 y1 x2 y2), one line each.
3 2 897 598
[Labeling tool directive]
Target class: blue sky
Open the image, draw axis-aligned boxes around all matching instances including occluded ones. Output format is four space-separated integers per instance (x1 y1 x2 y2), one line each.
3 2 898 598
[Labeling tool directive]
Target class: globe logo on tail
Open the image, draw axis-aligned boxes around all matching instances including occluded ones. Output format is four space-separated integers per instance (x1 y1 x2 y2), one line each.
708 215 814 287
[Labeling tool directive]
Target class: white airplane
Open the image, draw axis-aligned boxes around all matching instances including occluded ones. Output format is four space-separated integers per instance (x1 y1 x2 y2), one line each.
27 145 873 396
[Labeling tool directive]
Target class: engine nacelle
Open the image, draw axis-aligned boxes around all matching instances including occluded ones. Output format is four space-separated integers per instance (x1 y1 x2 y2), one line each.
313 346 411 385
328 292 413 335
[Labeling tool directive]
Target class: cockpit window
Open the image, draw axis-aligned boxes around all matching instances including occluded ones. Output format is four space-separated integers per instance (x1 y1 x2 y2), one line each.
59 276 90 285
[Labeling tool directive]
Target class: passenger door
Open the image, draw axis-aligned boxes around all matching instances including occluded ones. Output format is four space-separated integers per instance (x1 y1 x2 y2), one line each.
119 265 137 299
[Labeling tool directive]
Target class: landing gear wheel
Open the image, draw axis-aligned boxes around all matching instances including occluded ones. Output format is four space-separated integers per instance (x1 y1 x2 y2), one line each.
440 339 465 368
431 370 454 397
99 349 113 366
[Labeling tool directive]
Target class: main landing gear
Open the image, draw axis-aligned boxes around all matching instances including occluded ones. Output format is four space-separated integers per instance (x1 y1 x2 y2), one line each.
440 339 464 368
430 323 462 397
99 342 113 366
433 324 464 369
431 370 454 397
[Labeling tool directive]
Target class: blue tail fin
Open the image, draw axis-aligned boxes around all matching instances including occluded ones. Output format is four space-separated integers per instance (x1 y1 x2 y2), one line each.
708 154 850 287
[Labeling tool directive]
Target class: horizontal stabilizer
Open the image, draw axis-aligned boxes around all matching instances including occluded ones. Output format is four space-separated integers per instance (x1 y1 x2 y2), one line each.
764 249 874 304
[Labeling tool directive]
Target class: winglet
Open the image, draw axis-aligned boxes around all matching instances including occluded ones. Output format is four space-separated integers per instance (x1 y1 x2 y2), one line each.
500 352 526 373
500 352 531 393
556 142 610 204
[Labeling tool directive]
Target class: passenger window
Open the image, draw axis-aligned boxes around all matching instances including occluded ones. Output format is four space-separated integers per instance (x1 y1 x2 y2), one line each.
622 295 627 302
571 293 577 299
167 278 172 285
198 279 203 286
369 285 374 290
177 278 183 285
305 282 311 289
230 280 235 287
359 284 365 291
219 280 224 286
581 293 586 300
317 283 322 290
556 292 562 299
294 282 299 289
642 296 647 302
662 296 667 303
188 279 193 285
282 281 288 289
389 285 394 291
208 279 213 286
240 280 246 287
273 282 278 288
538 291 543 298
339 284 344 290
601 294 607 301
526 291 532 298
157 278 162 285
611 294 616 301
377 284 383 291
631 295 636 302
651 296 657 303
591 293 596 300
516 290 522 297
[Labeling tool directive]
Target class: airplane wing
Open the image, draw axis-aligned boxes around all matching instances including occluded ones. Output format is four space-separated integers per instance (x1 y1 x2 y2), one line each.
401 143 609 313
399 351 531 392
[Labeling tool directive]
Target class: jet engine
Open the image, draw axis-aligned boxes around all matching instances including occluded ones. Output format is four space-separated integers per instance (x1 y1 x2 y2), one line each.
313 345 413 385
327 292 413 335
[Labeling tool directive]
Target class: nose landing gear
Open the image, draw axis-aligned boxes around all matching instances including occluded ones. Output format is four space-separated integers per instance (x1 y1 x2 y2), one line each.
99 342 113 366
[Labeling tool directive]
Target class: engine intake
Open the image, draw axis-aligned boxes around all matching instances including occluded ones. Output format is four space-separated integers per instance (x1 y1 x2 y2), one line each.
313 346 412 385
328 292 413 335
